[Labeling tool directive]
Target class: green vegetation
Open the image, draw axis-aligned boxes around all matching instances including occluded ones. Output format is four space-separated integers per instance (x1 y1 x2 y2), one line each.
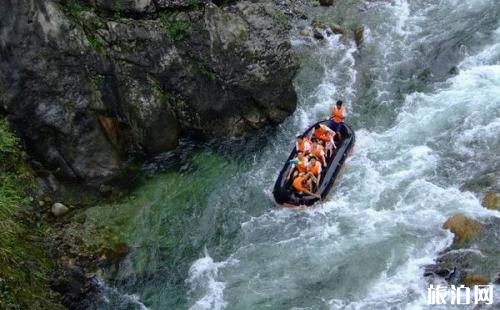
61 0 93 17
113 0 121 20
149 78 174 107
188 0 204 9
86 32 104 51
0 118 63 310
193 61 216 81
159 11 192 42
58 0 106 52
87 72 105 95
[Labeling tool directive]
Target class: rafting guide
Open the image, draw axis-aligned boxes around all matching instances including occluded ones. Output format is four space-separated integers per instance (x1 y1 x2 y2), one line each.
427 284 493 305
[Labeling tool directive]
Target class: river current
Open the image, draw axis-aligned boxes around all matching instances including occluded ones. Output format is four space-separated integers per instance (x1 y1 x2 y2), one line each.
92 1 500 309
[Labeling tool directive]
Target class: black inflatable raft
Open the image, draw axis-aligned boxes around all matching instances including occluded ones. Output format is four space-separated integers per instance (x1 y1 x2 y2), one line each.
273 121 355 207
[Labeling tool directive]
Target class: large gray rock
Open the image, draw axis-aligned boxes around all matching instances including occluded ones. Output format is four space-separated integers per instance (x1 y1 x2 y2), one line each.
0 0 298 186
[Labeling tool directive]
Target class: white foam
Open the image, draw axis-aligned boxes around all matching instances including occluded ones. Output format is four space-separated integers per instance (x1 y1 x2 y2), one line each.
96 278 151 310
187 249 236 310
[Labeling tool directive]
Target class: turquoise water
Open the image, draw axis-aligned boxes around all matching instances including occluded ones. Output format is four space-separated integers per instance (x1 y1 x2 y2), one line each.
94 1 500 309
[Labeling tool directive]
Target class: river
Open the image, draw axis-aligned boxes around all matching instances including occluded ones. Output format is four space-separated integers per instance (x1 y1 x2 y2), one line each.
89 0 500 309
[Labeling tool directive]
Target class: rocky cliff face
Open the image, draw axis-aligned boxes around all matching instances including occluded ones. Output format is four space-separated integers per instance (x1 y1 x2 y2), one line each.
0 0 299 186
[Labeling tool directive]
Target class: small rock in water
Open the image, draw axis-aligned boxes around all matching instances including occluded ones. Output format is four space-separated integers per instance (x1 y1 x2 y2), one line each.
300 27 312 37
313 29 324 40
463 274 489 287
330 23 348 36
442 214 483 244
482 192 500 210
354 26 364 47
448 66 459 75
319 0 334 6
51 202 70 217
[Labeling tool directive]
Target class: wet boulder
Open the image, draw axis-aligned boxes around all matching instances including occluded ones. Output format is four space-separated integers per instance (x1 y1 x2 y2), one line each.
319 0 334 6
482 192 500 210
463 274 489 287
353 26 364 47
313 28 325 40
442 214 483 244
330 23 349 36
427 217 500 288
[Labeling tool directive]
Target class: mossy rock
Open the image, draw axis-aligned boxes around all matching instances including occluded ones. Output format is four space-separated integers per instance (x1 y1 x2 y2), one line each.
353 26 364 47
442 214 483 244
482 192 500 210
463 274 489 287
100 243 130 266
330 23 348 36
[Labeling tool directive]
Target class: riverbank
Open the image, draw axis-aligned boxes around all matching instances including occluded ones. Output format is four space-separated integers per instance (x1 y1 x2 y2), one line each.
0 118 64 309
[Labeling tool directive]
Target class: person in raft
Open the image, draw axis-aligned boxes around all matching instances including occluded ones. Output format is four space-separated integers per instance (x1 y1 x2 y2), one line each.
313 123 336 157
328 99 346 139
292 172 321 199
307 156 322 187
295 135 311 154
311 139 327 167
286 151 309 180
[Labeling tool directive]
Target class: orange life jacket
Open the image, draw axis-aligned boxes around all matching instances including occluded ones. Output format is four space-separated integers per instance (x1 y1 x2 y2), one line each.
312 144 324 158
314 127 331 143
292 176 308 193
308 161 322 177
331 106 345 123
296 159 308 173
296 139 311 153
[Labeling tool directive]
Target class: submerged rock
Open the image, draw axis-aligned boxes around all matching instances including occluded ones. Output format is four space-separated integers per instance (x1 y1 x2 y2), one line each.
463 274 489 287
313 29 325 40
319 0 334 6
330 23 349 36
442 214 483 244
461 171 500 193
353 26 364 47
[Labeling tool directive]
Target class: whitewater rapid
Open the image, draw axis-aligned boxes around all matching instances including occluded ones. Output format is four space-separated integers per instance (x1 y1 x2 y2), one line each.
186 1 500 309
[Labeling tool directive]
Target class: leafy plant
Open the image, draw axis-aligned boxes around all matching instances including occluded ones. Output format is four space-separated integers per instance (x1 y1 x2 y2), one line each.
114 0 121 20
61 0 93 18
0 119 19 165
159 11 192 42
194 61 216 81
